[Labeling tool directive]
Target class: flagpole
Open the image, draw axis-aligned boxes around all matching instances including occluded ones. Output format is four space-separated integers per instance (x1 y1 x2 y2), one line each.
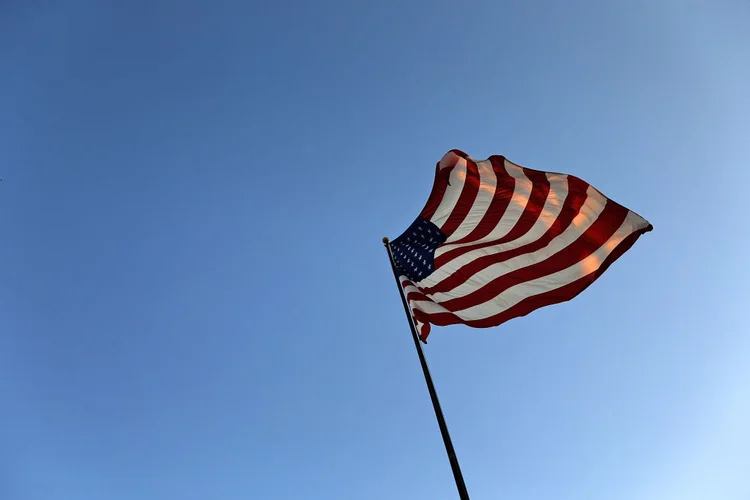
382 237 470 500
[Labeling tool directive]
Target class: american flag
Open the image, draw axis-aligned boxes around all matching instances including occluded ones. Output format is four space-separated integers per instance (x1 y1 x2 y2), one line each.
389 149 652 342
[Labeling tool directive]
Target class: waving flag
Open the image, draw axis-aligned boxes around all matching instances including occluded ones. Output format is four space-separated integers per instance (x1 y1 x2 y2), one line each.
390 149 652 342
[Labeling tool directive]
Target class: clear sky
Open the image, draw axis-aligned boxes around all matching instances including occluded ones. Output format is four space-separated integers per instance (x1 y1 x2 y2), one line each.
1 1 749 499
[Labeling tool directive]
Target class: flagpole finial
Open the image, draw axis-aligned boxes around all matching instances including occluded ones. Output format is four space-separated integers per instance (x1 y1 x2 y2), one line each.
382 237 390 245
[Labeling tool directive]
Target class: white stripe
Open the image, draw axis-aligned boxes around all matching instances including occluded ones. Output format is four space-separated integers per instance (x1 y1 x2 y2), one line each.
434 160 532 258
428 157 467 228
450 211 646 321
441 159 497 243
420 185 606 294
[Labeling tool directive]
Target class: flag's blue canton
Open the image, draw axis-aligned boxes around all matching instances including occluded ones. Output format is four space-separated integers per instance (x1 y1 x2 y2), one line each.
391 217 447 283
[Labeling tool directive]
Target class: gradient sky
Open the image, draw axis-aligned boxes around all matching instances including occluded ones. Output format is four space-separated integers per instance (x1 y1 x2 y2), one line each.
2 1 749 499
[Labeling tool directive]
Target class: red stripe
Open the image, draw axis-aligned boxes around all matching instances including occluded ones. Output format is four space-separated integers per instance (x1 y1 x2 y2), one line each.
403 287 432 304
423 176 589 295
435 156 514 249
437 199 629 312
419 149 468 220
419 163 451 220
438 158 481 237
413 309 432 343
420 226 650 330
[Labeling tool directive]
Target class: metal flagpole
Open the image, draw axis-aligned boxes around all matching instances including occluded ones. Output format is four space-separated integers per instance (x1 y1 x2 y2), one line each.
382 237 470 500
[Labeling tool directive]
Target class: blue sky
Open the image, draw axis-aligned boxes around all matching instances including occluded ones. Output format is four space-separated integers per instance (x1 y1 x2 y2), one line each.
1 1 749 499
